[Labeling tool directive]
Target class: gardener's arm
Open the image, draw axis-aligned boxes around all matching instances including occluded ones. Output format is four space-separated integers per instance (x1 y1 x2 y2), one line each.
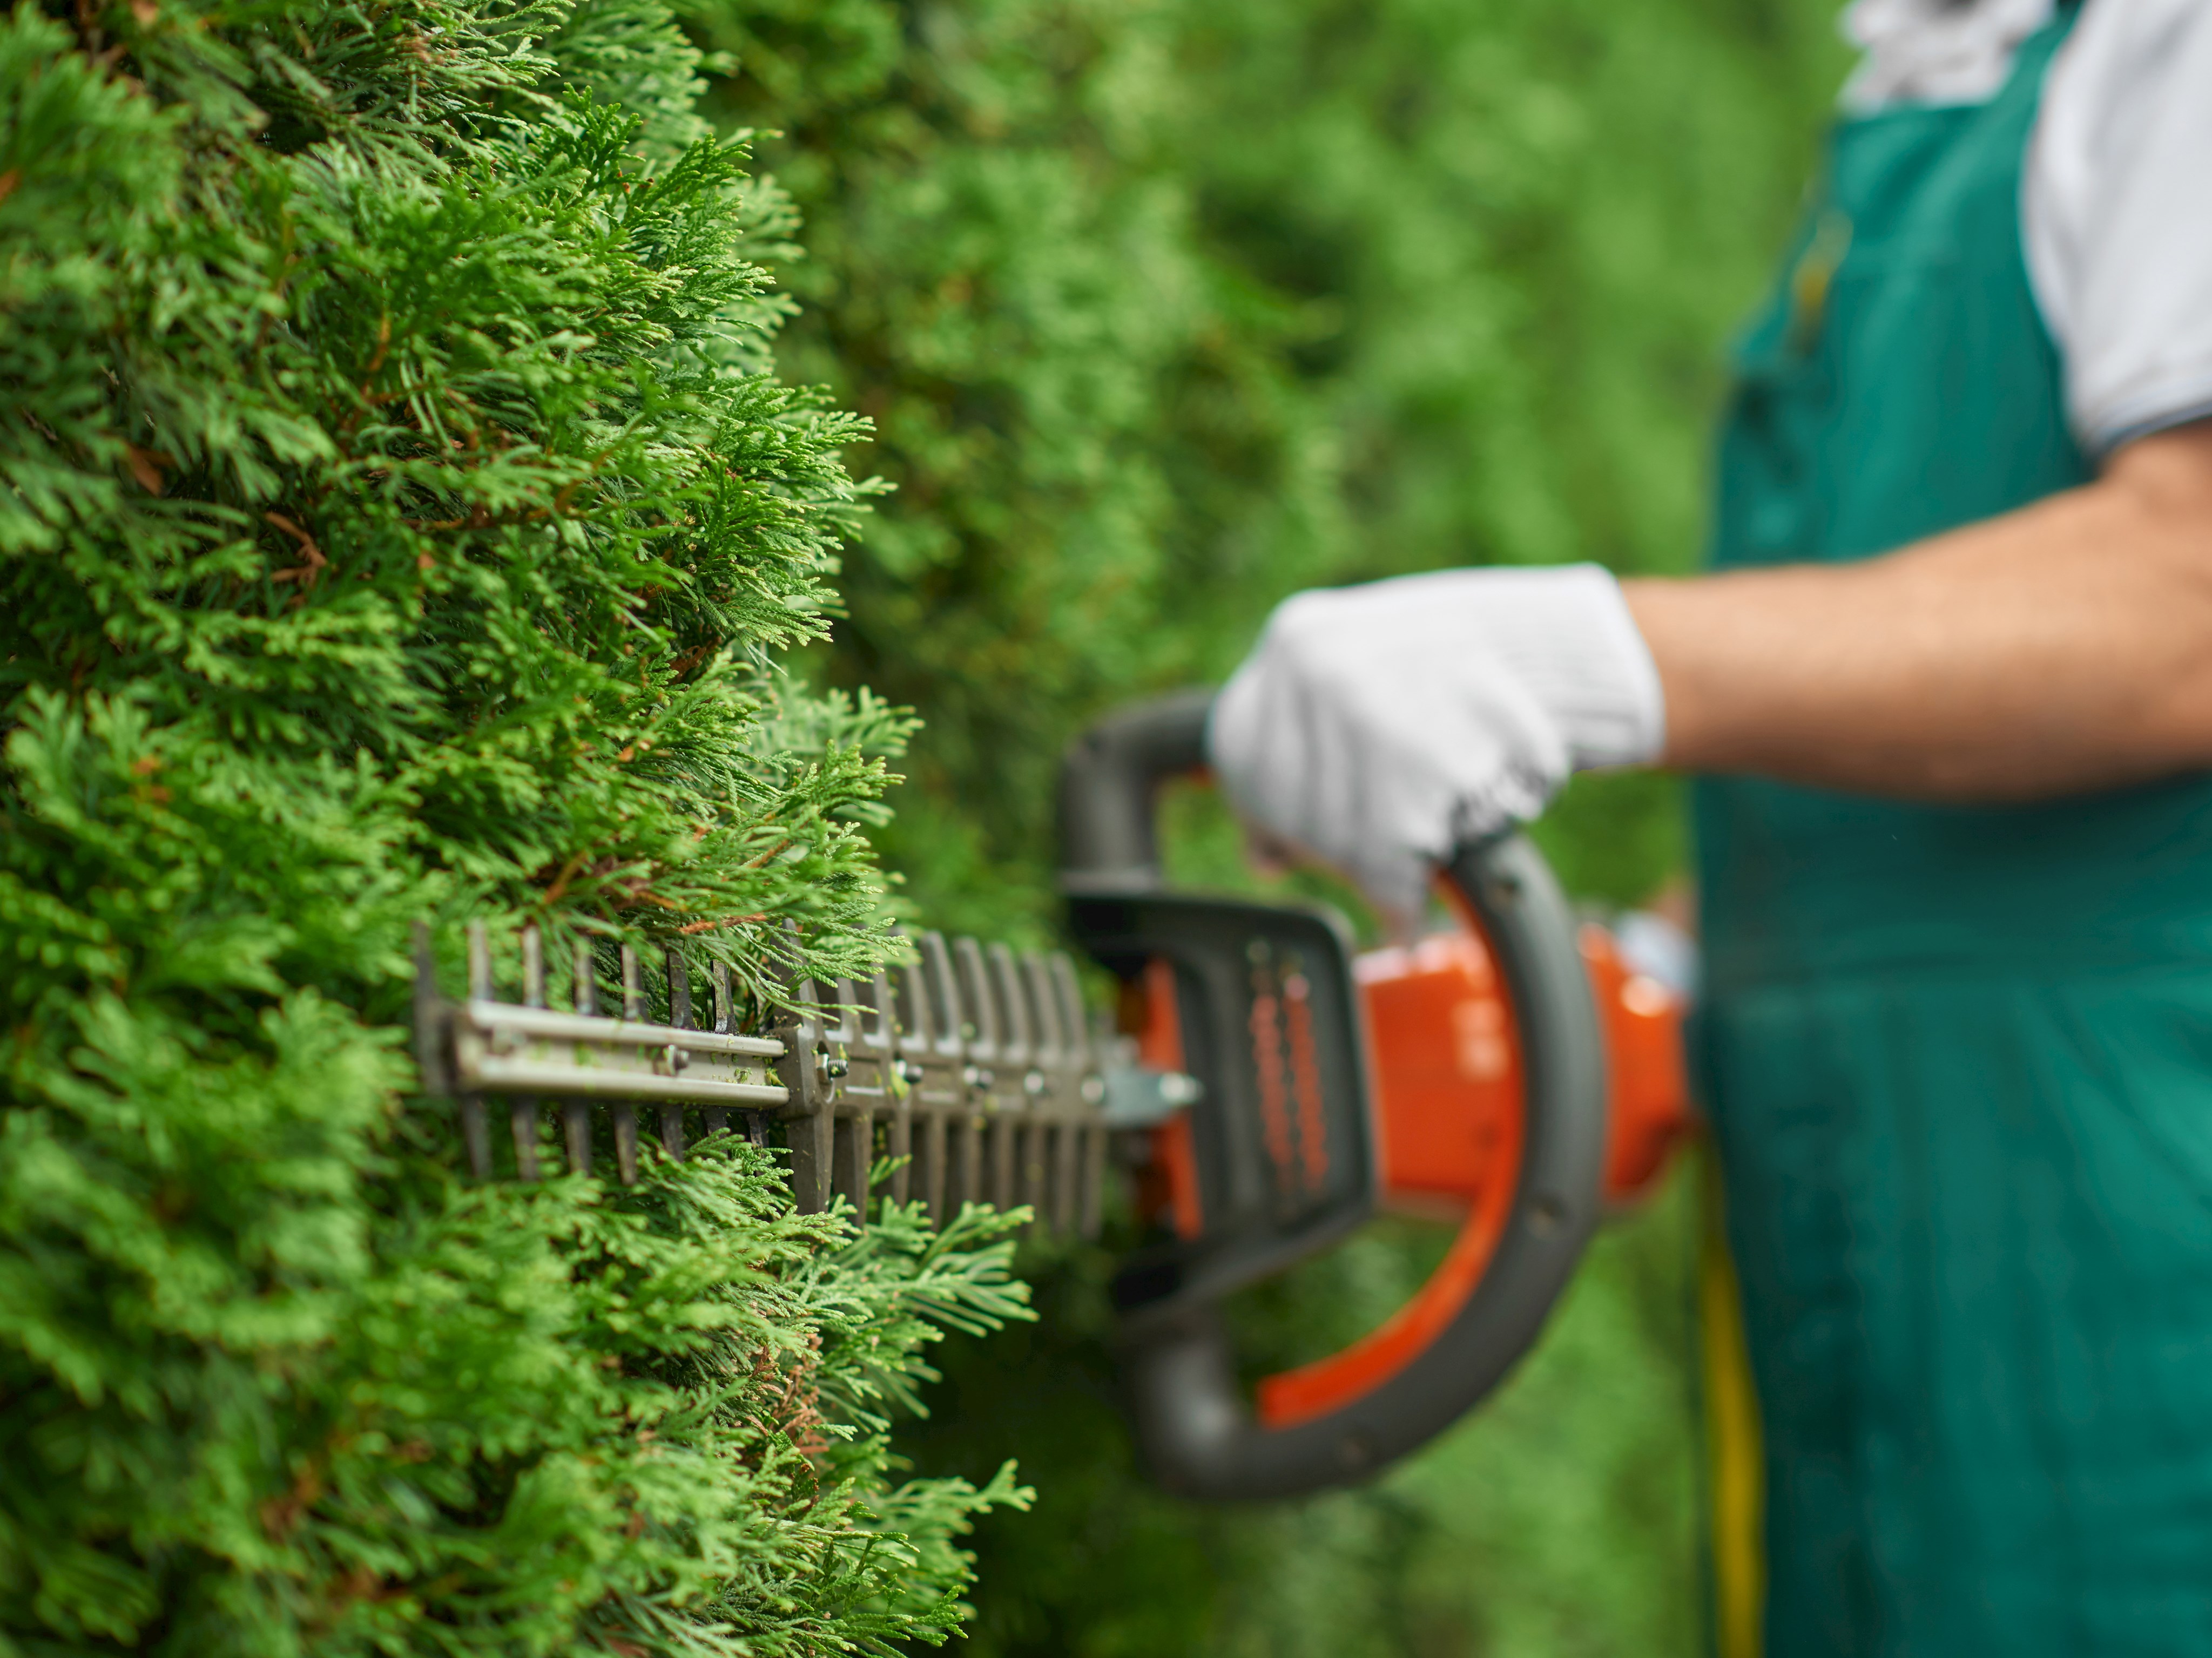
1206 425 2212 919
1624 419 2212 800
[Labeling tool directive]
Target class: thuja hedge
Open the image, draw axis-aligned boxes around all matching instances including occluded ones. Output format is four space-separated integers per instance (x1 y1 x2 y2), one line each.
0 3 1029 1653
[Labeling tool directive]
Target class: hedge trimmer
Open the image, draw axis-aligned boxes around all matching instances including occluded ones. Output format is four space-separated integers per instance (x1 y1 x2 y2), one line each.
415 692 1692 1500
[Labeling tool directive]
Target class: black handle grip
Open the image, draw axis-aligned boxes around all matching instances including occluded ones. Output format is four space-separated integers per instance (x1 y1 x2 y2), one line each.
1117 833 1606 1500
1057 688 1215 884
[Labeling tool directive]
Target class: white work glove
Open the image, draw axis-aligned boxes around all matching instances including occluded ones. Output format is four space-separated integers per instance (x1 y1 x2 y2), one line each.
1206 564 1665 925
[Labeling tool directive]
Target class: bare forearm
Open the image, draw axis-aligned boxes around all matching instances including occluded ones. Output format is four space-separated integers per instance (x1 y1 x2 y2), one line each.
1622 423 2212 800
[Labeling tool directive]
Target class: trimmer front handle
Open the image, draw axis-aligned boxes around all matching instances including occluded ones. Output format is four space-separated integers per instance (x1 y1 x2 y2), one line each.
1059 693 1615 1501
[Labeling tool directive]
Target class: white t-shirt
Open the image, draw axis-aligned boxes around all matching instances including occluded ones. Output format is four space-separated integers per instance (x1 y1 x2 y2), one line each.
1840 0 2212 453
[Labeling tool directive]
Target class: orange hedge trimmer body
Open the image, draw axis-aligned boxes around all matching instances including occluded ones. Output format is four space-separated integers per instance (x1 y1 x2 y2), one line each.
1133 921 1690 1432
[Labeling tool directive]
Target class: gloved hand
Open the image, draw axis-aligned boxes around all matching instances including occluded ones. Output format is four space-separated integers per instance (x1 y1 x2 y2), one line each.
1206 564 1666 925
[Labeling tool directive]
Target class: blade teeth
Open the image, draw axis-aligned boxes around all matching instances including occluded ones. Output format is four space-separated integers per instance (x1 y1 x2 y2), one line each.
414 919 1111 1232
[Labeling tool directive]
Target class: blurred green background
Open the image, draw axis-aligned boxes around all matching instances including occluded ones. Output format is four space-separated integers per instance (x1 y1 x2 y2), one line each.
675 0 1850 1649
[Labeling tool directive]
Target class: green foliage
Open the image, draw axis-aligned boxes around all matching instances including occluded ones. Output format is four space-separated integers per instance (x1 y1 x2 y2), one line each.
678 0 1342 939
0 2 1030 1651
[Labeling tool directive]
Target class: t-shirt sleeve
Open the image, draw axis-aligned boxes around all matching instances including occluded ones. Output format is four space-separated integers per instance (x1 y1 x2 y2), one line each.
2025 0 2212 454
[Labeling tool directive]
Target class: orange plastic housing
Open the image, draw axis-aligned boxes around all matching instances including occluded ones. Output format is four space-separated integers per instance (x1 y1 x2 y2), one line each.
1253 921 1690 1425
1578 925 1695 1204
1125 911 1693 1430
1352 923 1690 1215
1130 957 1206 1241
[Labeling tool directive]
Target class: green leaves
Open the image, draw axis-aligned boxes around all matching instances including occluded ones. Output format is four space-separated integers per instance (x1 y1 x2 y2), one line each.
1 2 1022 1652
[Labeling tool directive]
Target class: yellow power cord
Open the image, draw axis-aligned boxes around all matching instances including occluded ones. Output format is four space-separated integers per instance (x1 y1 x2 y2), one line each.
1701 1145 1766 1658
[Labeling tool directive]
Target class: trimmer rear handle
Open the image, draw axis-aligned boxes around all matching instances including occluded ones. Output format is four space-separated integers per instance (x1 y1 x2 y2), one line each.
1060 691 1610 1501
1057 687 1216 885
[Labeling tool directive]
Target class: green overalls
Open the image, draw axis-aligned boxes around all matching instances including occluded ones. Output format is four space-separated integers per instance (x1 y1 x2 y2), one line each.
1697 6 2212 1650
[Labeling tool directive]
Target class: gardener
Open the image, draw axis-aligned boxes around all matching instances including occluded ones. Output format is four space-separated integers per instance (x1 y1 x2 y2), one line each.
1208 0 2212 1650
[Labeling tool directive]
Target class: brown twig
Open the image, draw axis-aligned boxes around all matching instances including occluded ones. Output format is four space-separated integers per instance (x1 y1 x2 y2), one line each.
539 847 591 907
265 512 329 585
678 913 765 935
359 312 392 390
